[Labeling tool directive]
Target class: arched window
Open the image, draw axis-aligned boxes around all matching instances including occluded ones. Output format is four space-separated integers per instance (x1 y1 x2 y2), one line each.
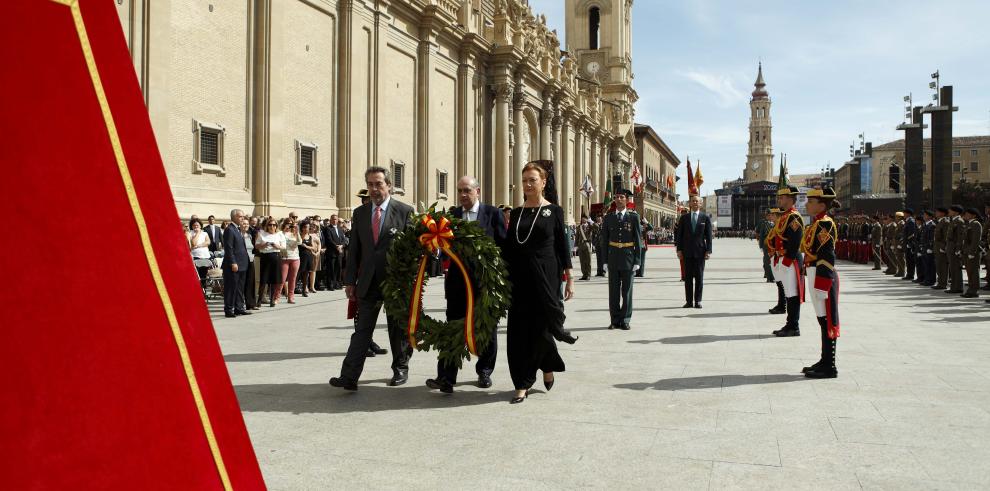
589 7 600 50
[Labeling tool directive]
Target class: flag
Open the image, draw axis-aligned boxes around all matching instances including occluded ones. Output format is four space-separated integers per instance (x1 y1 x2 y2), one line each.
1 1 265 488
694 159 705 190
777 154 789 189
603 176 613 212
666 174 675 189
686 156 697 196
580 174 594 198
630 162 643 193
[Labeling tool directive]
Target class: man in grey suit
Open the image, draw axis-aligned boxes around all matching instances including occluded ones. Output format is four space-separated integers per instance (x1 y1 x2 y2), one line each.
330 166 415 390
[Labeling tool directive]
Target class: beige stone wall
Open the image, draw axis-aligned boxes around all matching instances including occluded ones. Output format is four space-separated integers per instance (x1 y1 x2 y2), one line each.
125 0 639 222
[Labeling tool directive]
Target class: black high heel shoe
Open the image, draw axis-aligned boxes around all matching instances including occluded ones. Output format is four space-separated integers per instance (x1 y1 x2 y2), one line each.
544 375 555 391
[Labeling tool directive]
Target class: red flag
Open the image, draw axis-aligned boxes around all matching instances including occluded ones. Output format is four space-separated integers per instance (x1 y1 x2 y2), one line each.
1 1 264 489
686 156 698 196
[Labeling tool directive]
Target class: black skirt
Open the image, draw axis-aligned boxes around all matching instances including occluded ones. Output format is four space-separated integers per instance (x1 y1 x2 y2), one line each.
258 252 282 284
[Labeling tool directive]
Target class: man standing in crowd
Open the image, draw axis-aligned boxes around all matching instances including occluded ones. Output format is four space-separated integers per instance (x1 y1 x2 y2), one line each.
901 209 917 281
946 205 965 294
983 204 990 292
593 216 606 277
636 218 652 277
330 167 414 391
575 216 594 281
870 215 883 270
883 214 897 275
221 209 250 318
676 194 713 309
918 210 936 286
770 185 804 337
961 208 984 298
204 215 222 254
932 207 950 290
601 189 641 330
425 176 505 394
323 214 347 291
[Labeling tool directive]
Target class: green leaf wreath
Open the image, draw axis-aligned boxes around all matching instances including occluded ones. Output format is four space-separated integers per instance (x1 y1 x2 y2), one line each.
382 204 511 369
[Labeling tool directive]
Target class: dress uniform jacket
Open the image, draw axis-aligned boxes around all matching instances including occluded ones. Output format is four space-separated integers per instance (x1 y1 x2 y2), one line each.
767 207 804 301
601 210 642 272
801 212 839 337
962 218 984 294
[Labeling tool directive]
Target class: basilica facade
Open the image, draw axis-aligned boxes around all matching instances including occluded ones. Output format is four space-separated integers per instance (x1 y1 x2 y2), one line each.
113 0 638 224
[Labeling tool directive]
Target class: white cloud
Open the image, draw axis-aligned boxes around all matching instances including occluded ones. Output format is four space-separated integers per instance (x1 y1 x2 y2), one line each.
678 70 747 107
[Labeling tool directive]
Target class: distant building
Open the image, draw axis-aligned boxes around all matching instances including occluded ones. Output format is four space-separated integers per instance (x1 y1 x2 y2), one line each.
633 124 680 228
744 63 774 183
869 136 990 193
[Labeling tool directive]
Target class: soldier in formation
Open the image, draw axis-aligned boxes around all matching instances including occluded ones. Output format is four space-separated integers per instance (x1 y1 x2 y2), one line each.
768 186 805 337
870 215 883 270
800 187 840 378
961 208 985 298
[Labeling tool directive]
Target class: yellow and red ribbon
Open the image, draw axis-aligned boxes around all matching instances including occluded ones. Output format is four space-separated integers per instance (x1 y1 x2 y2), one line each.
407 215 477 354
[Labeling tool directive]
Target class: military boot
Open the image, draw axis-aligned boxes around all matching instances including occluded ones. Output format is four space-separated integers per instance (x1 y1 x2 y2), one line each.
768 282 786 314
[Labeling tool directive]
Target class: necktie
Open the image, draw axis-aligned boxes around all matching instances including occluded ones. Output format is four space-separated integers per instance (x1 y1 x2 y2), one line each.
692 213 698 231
372 206 382 244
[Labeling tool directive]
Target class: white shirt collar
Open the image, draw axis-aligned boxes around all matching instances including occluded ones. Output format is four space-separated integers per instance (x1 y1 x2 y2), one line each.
374 195 391 214
463 200 480 216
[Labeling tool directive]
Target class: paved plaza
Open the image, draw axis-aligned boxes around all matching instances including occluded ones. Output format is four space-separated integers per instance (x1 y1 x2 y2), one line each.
215 238 990 490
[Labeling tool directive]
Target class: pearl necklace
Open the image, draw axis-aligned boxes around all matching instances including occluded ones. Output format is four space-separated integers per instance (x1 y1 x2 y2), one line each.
515 201 546 244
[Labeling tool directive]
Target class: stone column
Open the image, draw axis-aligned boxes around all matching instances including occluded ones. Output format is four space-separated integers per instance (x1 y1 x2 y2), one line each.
551 111 562 200
599 137 608 201
494 84 512 206
539 93 552 160
511 91 526 205
456 57 473 180
589 131 598 207
251 0 273 216
417 21 439 204
559 110 572 223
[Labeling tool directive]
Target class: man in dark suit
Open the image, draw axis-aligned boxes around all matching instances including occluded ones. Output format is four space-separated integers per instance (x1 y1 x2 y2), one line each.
323 214 347 290
204 215 222 253
901 208 918 281
675 194 713 308
425 176 506 394
221 209 251 318
330 166 415 391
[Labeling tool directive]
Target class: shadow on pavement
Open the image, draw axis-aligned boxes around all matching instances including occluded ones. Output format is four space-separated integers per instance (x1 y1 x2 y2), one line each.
235 383 507 413
666 312 769 319
629 334 771 345
614 373 805 391
224 352 346 362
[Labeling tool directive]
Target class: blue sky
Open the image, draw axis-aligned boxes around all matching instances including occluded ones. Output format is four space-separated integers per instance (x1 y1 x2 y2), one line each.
532 0 990 198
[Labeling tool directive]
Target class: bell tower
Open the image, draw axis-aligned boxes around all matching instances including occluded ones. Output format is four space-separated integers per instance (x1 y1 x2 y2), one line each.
745 63 774 182
565 0 636 110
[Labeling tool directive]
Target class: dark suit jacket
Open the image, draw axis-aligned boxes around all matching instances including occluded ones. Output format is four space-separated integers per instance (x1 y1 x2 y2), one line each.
344 197 414 299
221 226 249 271
204 224 223 252
676 211 713 258
451 203 506 247
323 224 347 255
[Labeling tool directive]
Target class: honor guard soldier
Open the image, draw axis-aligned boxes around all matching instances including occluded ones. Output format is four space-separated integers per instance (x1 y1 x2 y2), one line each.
769 185 805 337
883 215 897 275
983 204 990 291
946 205 966 294
757 208 776 282
801 187 840 378
932 207 950 289
859 216 871 264
575 216 594 280
893 212 906 276
871 215 883 270
835 216 847 260
601 189 642 330
961 208 984 298
919 210 936 286
765 208 787 313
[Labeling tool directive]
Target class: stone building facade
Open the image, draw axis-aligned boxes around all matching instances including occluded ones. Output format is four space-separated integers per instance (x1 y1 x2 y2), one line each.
633 124 679 227
112 0 639 224
869 136 990 193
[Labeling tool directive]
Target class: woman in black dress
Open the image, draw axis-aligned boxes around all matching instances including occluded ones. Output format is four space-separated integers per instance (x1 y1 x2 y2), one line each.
505 162 576 404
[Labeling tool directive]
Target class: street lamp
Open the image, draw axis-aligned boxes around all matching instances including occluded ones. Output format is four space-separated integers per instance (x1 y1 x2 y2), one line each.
929 70 940 106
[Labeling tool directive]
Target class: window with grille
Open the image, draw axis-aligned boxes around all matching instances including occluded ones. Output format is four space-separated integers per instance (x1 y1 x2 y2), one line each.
952 150 961 157
952 162 961 172
294 140 318 185
438 170 449 199
971 162 979 172
971 149 978 156
193 119 225 175
392 161 405 194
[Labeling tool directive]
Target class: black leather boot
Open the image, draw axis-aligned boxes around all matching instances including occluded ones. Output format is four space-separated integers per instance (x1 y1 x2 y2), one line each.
806 335 837 378
802 317 828 373
769 282 786 314
773 296 801 336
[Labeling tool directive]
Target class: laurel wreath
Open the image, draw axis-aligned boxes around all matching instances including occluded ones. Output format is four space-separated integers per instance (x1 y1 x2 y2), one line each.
382 206 511 368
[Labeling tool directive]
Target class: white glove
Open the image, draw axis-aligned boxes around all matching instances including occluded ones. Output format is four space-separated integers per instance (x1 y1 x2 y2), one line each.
898 246 903 250
927 249 933 254
633 265 640 272
940 249 945 253
969 255 975 259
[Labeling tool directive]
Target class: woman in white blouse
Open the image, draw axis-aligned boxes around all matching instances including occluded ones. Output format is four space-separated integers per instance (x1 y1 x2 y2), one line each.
255 217 285 307
188 218 212 287
276 218 302 304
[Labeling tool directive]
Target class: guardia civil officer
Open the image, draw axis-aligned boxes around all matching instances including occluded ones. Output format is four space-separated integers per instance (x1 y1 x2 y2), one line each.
961 208 984 298
600 189 641 330
946 205 965 294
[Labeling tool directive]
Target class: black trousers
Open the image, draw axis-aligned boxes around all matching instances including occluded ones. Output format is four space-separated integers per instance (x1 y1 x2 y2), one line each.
222 267 246 314
608 268 635 326
437 268 496 383
904 248 916 279
339 288 413 382
683 257 706 304
437 334 497 384
596 247 606 275
242 260 256 309
325 253 342 288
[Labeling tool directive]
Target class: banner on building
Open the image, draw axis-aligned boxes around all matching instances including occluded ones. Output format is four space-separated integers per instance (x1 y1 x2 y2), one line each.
717 195 733 228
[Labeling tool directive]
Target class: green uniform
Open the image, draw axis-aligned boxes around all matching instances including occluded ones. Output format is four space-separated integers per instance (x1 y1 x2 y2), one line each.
962 218 984 296
894 219 906 276
575 223 593 280
756 219 774 279
947 215 965 291
871 221 883 269
600 209 642 328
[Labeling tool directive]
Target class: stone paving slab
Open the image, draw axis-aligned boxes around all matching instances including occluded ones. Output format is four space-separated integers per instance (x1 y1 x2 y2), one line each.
213 238 990 489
